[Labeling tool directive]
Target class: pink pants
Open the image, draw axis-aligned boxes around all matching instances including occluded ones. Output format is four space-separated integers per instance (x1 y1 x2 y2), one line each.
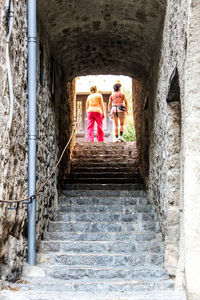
87 112 104 142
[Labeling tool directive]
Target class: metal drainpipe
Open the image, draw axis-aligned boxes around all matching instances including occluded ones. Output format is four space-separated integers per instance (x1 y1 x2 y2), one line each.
27 0 37 265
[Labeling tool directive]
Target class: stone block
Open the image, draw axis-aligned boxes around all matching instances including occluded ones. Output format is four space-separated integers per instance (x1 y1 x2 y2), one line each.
168 190 180 206
165 245 179 276
167 207 180 226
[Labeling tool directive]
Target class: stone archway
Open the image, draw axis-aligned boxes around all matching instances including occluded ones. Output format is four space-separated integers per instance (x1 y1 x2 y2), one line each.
37 0 166 81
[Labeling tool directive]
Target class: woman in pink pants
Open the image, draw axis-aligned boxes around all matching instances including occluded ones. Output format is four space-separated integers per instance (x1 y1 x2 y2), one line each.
86 86 105 142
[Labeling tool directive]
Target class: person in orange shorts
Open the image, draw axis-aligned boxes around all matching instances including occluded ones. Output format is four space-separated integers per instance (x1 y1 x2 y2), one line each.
86 86 105 142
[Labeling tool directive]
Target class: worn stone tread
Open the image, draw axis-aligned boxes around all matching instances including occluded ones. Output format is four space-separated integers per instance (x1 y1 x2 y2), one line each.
49 220 157 225
66 178 142 184
31 265 166 271
57 204 153 211
72 167 140 173
0 290 187 300
44 231 162 242
63 184 145 190
49 220 159 231
29 265 168 280
39 239 164 253
71 155 137 161
45 230 160 234
37 252 164 267
60 196 148 205
71 172 139 177
48 222 158 233
62 190 146 197
1 278 175 292
37 252 164 257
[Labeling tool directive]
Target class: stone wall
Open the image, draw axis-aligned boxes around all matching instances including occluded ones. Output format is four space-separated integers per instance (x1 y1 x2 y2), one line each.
0 0 29 281
0 1 74 281
132 79 148 184
183 1 200 298
137 0 188 282
58 78 76 182
35 23 61 246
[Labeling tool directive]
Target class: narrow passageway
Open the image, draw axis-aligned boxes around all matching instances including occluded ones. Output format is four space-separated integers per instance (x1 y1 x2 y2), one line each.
1 0 197 298
1 142 186 299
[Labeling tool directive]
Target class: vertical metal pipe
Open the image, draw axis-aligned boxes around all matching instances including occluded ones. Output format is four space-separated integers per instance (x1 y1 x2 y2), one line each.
27 0 37 265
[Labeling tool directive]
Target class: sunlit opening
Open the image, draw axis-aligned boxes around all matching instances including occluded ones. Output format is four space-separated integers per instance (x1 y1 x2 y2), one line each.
75 75 135 142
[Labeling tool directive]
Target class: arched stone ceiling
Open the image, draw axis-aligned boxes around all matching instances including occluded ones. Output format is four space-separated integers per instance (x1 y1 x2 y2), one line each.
38 0 166 80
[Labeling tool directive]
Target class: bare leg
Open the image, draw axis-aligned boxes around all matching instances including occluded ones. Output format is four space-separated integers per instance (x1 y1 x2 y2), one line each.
119 114 125 132
113 116 119 136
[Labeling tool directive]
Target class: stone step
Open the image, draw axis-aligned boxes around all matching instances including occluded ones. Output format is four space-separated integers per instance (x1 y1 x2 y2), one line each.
4 277 175 294
48 220 158 233
71 166 140 172
72 161 139 167
37 252 164 267
73 144 137 151
73 149 137 155
52 217 159 233
71 155 138 162
74 141 136 149
72 152 138 158
62 184 145 190
62 189 146 197
39 240 164 254
57 204 154 213
70 169 141 179
53 210 156 221
70 172 140 178
44 231 162 242
0 288 187 300
65 177 143 184
59 196 148 206
34 265 167 281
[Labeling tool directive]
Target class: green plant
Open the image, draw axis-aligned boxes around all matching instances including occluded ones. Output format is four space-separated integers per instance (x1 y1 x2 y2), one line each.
123 115 136 142
123 124 136 142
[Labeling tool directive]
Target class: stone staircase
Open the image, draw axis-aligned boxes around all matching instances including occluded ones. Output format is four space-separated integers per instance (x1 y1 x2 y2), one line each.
0 142 186 300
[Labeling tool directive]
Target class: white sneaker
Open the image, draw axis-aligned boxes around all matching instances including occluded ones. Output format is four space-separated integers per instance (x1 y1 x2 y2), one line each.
118 136 125 142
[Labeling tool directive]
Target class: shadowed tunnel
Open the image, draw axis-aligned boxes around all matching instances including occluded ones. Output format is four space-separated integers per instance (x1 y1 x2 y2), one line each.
36 0 168 191
38 0 166 81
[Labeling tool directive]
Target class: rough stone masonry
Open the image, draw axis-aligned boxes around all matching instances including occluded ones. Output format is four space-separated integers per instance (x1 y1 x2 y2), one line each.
0 0 74 281
133 0 187 280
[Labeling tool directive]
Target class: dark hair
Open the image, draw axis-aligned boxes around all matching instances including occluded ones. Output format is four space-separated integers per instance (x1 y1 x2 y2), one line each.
90 85 98 94
113 83 121 92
